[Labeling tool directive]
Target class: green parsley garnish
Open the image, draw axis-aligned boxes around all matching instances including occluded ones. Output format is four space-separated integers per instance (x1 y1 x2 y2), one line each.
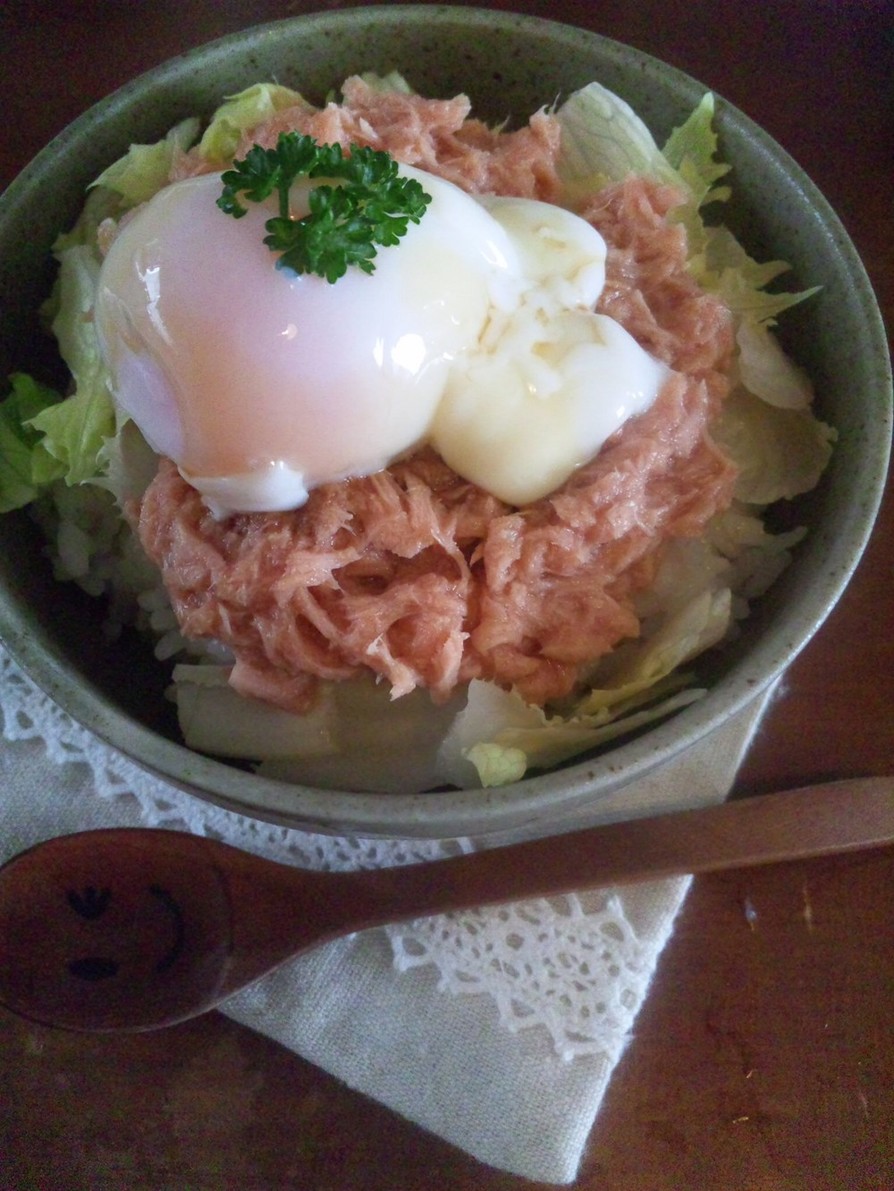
217 132 432 283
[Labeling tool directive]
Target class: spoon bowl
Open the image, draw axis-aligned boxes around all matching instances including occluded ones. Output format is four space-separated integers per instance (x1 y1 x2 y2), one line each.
2 831 234 1031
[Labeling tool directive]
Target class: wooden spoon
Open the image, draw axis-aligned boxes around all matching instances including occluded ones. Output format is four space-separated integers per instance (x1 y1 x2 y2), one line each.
1 776 891 1033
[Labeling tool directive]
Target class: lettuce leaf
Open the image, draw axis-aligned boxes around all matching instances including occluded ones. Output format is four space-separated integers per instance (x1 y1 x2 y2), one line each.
438 679 707 787
98 415 161 505
556 85 819 344
355 71 415 95
92 118 200 205
556 81 683 202
257 687 467 793
713 387 836 504
0 374 66 512
662 93 731 209
735 317 815 410
705 505 806 604
463 742 528 787
659 93 731 256
27 385 115 489
436 657 710 787
53 185 122 255
28 244 115 486
576 589 731 716
704 264 820 325
555 86 731 247
25 115 197 495
173 664 338 758
696 223 790 292
198 83 311 163
0 231 116 511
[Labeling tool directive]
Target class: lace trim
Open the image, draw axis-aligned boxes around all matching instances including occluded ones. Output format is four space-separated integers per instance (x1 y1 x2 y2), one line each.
390 890 672 1062
0 644 670 1060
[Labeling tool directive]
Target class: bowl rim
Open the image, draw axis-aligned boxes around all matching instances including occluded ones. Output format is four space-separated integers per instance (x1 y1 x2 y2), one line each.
0 5 890 839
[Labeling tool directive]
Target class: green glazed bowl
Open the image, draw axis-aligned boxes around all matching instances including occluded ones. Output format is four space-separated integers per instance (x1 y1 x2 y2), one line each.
0 7 890 837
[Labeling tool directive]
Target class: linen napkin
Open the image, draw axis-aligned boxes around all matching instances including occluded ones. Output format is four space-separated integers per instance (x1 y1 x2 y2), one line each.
0 641 774 1184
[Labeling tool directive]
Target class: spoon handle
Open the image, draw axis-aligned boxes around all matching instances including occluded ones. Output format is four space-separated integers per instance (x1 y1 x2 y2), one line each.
336 777 894 930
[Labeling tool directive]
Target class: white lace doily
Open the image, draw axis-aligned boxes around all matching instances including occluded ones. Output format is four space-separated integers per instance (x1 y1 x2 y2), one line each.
0 642 668 1063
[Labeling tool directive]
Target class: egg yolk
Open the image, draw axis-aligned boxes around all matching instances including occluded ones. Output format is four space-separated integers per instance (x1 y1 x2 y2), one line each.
95 163 667 514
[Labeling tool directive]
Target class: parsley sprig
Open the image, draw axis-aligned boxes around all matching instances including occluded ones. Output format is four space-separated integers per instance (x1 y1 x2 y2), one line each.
217 133 432 283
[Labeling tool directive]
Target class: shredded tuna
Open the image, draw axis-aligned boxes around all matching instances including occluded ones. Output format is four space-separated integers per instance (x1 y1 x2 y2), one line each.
138 87 737 715
172 76 563 201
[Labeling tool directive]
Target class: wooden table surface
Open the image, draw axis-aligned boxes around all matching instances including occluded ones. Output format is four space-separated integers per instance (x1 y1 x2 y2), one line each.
1 2 891 1187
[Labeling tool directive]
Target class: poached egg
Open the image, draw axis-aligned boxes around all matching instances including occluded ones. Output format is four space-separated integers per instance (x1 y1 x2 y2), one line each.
95 162 667 515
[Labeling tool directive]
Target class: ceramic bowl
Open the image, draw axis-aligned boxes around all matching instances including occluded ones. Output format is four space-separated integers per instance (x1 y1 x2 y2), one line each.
0 6 890 838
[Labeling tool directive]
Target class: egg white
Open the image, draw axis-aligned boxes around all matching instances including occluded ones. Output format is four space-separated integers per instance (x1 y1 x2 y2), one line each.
96 162 667 514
